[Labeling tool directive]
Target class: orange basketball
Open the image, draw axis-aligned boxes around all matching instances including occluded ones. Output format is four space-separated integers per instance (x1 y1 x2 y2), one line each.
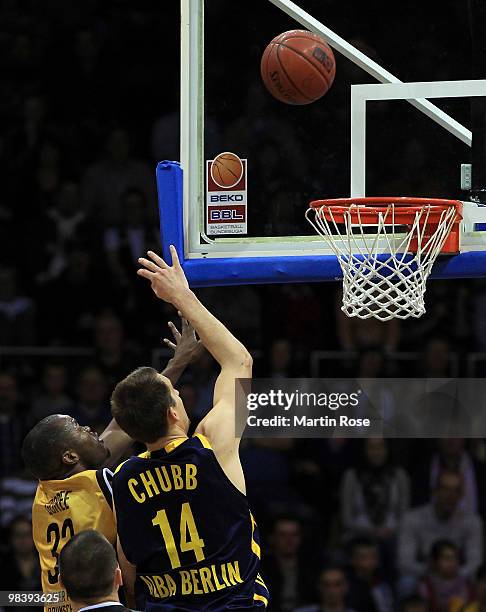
261 30 336 105
210 152 244 189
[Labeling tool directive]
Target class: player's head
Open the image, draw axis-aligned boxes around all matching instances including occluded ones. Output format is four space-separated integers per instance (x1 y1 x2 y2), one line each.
21 414 109 480
111 367 189 444
60 530 121 607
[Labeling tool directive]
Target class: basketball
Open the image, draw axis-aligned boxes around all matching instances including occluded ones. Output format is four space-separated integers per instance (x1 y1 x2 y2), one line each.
210 152 244 189
260 29 336 105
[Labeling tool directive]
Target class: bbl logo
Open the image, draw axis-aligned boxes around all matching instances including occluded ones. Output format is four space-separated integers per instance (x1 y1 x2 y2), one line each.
206 152 247 236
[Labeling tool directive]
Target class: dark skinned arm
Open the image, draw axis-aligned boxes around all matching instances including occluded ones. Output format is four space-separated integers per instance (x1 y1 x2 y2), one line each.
160 313 205 382
101 315 204 466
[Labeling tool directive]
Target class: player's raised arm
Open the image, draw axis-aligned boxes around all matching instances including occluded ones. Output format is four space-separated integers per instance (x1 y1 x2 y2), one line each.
138 247 252 492
138 247 250 367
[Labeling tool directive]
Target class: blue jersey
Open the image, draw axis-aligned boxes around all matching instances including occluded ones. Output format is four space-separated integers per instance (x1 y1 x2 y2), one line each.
113 434 269 611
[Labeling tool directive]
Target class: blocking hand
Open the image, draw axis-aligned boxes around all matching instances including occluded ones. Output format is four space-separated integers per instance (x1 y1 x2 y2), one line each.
137 246 190 304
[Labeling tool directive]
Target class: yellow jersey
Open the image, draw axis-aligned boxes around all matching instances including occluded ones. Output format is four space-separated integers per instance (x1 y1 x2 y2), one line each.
32 468 116 612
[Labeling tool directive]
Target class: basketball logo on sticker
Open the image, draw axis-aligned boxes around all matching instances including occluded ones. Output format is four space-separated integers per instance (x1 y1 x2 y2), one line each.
210 152 244 189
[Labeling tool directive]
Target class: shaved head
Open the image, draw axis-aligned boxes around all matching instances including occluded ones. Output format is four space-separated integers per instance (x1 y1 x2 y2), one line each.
22 415 109 480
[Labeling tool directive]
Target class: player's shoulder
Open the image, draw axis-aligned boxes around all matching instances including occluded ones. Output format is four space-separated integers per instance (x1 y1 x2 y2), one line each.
94 467 114 509
158 434 213 455
72 467 114 494
33 468 115 511
192 433 213 450
155 434 213 454
36 469 107 491
113 450 152 477
113 436 212 476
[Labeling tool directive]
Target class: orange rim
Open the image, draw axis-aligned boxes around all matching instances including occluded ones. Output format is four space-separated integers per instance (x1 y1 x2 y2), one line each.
309 197 463 224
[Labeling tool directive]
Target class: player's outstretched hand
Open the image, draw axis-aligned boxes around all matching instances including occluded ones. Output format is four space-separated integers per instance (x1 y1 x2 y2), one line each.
137 246 189 304
164 313 205 362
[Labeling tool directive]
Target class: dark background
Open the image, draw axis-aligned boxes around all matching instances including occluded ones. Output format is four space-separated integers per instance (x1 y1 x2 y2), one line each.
1 1 486 611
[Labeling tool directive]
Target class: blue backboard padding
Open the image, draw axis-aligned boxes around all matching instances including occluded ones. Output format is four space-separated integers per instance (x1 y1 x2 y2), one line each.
156 160 486 285
431 251 486 278
156 160 184 267
182 255 343 286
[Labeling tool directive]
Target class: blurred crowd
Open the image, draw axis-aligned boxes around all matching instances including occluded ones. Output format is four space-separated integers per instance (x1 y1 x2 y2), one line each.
1 1 486 611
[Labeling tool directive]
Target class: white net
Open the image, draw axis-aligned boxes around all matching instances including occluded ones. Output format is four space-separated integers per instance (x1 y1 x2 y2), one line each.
306 200 459 321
